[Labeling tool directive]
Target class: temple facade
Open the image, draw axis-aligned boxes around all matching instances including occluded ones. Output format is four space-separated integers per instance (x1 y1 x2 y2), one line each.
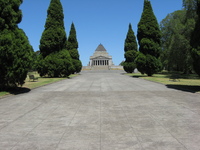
89 44 113 68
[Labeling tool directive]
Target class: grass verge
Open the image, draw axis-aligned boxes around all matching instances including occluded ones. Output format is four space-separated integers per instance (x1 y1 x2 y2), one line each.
127 72 200 93
0 73 79 97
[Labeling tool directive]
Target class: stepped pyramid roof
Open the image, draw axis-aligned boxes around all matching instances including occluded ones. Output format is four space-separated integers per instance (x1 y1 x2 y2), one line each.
90 43 112 60
95 44 107 52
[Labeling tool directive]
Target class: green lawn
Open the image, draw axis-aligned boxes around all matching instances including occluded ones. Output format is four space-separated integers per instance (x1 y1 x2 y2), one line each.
0 73 79 97
127 72 200 93
0 91 9 97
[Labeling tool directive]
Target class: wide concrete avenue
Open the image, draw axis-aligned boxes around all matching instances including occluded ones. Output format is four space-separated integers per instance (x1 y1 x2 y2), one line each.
0 70 200 150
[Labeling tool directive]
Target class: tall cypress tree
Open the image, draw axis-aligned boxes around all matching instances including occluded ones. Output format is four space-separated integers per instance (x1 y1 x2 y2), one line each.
123 24 138 73
191 0 200 76
67 23 82 73
38 0 73 77
0 0 33 90
136 0 162 76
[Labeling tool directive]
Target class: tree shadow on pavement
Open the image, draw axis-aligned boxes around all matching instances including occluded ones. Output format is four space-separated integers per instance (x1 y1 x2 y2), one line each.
6 87 31 95
131 75 146 78
166 84 200 93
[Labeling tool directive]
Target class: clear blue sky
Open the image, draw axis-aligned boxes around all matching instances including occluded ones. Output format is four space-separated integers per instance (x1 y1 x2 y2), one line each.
19 0 183 66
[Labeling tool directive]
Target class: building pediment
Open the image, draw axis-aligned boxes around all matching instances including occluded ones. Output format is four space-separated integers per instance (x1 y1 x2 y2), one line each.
92 56 110 60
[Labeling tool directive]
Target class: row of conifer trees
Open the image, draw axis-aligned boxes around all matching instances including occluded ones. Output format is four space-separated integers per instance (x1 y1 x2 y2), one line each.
123 0 162 76
0 0 82 90
37 0 82 78
123 0 200 77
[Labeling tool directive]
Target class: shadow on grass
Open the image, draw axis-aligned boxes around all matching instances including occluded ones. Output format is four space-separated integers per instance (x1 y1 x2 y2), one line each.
4 87 31 95
166 84 200 93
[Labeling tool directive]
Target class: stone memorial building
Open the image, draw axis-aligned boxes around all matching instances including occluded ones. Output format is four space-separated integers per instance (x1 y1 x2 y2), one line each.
89 44 113 69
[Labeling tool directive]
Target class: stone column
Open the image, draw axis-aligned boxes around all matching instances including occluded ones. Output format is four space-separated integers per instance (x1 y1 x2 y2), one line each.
109 60 112 66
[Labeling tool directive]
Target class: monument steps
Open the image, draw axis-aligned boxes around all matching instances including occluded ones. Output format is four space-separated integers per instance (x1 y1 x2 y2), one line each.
92 66 109 70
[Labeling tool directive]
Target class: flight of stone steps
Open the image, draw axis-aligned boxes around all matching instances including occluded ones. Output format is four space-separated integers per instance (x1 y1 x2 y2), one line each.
91 66 110 70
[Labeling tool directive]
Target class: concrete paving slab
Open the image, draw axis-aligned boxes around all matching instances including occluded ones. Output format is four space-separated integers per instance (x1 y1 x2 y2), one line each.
0 70 200 149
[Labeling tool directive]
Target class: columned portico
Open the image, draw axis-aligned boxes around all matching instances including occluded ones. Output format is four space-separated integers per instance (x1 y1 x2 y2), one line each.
92 59 109 66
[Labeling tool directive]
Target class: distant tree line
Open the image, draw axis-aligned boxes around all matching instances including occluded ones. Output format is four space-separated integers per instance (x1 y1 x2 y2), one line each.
123 0 200 77
0 0 82 90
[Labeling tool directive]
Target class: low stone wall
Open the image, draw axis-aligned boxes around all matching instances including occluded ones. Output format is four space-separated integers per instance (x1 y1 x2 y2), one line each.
110 66 123 70
82 66 92 70
82 66 124 71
